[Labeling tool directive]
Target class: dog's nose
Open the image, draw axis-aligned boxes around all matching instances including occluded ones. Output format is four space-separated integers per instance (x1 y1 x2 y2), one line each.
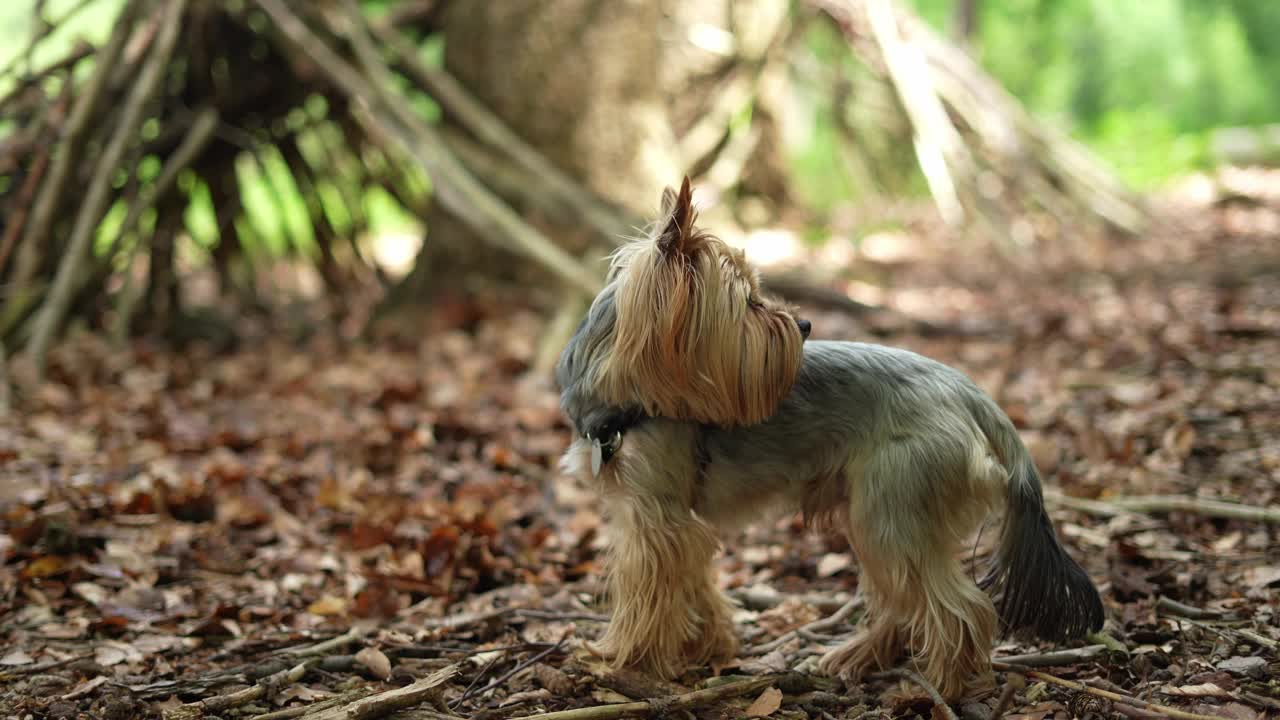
797 318 811 338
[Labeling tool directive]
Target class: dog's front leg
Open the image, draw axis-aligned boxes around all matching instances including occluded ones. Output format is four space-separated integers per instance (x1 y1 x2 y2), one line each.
592 492 736 677
575 419 736 677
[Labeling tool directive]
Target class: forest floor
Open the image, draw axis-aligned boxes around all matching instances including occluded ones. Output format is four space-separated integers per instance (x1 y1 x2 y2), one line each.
1 170 1278 720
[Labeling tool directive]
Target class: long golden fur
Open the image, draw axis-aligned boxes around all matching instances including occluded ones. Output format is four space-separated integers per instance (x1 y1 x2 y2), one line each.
594 181 804 427
554 177 1104 701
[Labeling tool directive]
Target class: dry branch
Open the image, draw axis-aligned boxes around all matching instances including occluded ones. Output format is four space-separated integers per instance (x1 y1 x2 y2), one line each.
27 0 189 379
107 106 221 261
991 664 1234 720
875 668 960 720
304 664 459 720
510 675 781 720
248 688 375 720
283 626 369 658
993 644 1108 668
1046 491 1280 524
864 0 968 228
453 629 570 706
163 660 313 720
811 0 1146 244
1156 597 1225 620
10 0 144 296
251 0 599 295
747 595 863 655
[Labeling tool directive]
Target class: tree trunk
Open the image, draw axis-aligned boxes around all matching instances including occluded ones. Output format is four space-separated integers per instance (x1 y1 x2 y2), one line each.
398 0 683 308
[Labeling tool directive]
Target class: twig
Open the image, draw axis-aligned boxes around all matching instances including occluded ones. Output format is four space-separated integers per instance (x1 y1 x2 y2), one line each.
989 665 1232 720
731 588 854 613
991 673 1024 718
515 609 608 623
0 41 94 117
456 646 507 708
248 687 374 720
163 660 313 720
252 0 599 295
747 596 863 655
0 119 54 275
10 0 145 296
1156 597 1224 620
26 0 188 379
304 664 460 720
453 630 572 707
875 668 959 720
863 0 968 228
0 0 97 81
282 625 368 658
509 675 781 720
992 644 1107 668
110 106 220 254
1046 491 1280 524
0 652 92 681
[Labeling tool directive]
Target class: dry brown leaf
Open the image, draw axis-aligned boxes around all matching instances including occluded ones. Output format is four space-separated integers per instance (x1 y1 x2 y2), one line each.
816 552 852 577
0 650 33 666
1161 682 1231 698
306 596 349 617
62 676 109 700
355 646 392 680
1195 702 1261 720
745 686 783 717
501 688 553 707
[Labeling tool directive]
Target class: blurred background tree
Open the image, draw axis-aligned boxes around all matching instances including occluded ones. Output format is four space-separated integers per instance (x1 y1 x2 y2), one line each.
0 0 1277 381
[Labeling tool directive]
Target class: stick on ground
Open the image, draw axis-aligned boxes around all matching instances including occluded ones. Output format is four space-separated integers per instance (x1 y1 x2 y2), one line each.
305 664 460 720
163 660 313 720
747 596 863 656
1046 491 1280 524
872 669 959 720
991 664 1233 720
510 675 781 720
992 644 1108 668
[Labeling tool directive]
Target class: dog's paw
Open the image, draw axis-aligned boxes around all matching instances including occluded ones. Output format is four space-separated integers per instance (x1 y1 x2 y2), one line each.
686 620 739 665
584 638 617 663
817 631 893 687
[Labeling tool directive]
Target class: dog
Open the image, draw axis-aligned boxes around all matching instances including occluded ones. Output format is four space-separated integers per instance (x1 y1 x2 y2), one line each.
554 177 1104 700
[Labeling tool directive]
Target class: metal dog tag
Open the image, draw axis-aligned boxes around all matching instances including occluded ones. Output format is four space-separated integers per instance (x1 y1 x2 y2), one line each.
590 438 603 477
589 430 622 478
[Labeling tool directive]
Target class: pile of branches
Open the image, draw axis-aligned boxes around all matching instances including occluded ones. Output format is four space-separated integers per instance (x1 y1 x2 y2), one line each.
0 0 1148 382
811 0 1148 246
0 0 625 381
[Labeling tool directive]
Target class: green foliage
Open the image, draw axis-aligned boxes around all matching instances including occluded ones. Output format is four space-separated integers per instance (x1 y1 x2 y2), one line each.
909 0 1280 186
786 0 1280 208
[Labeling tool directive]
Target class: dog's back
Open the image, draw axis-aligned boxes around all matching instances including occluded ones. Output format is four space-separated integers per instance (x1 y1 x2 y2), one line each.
700 340 1102 698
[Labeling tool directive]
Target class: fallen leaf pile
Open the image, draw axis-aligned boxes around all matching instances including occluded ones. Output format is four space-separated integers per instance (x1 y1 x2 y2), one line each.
1 170 1277 718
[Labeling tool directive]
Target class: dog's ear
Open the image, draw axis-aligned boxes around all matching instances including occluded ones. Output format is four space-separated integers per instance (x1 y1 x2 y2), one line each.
657 176 698 256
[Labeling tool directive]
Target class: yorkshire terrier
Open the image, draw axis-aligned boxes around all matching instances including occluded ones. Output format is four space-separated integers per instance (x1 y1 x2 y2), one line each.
555 178 1104 700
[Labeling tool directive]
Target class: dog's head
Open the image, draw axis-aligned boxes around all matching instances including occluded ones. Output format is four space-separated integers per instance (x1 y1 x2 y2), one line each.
558 177 808 427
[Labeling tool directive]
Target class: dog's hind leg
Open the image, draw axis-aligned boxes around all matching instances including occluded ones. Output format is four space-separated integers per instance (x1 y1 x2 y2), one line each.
820 432 1003 700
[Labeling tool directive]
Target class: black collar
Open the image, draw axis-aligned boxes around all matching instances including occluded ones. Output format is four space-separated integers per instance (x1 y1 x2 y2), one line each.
581 409 716 483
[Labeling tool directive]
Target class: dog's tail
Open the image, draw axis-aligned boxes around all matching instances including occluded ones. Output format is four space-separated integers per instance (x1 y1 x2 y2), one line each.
975 404 1105 641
